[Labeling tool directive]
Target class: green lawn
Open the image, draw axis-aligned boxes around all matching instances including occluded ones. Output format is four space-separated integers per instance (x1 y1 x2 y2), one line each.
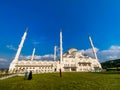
0 74 12 78
0 72 120 90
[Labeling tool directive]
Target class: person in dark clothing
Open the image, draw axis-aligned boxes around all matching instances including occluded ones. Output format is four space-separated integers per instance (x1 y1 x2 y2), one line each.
54 68 56 72
59 68 62 77
28 71 32 80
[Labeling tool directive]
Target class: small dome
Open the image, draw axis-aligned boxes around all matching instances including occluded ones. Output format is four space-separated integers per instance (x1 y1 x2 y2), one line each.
68 48 77 54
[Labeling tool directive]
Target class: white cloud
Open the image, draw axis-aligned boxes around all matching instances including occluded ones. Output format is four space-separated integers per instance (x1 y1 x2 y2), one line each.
19 54 54 60
43 54 54 59
6 45 17 51
80 45 120 62
98 45 120 62
16 45 120 62
33 41 40 45
79 47 99 58
0 58 8 65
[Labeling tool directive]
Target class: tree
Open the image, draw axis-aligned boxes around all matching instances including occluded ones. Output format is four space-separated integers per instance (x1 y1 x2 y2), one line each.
116 63 120 71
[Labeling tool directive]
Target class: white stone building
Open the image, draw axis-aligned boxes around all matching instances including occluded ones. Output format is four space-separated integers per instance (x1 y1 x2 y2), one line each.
9 29 102 73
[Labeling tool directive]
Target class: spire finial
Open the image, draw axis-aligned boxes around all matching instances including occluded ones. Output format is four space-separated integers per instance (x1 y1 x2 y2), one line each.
25 27 28 32
60 28 62 32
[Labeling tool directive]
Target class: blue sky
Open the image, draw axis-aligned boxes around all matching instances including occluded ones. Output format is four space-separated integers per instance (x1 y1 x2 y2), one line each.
1 0 120 68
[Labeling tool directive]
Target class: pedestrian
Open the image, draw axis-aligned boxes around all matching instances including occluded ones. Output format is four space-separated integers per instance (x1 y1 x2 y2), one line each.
28 71 32 80
54 68 56 72
24 70 28 80
59 69 62 77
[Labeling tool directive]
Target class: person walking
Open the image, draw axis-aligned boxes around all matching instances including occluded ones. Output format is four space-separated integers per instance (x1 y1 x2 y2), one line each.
24 70 28 80
59 69 62 77
28 71 32 80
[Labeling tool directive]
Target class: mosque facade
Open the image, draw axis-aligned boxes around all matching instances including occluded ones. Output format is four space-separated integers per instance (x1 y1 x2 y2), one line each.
9 29 102 73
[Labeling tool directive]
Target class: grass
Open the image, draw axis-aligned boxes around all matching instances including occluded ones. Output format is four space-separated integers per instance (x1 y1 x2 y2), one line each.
0 73 12 78
0 72 120 90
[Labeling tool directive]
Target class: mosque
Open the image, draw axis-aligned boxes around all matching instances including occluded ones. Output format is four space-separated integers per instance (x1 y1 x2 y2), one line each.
9 29 102 73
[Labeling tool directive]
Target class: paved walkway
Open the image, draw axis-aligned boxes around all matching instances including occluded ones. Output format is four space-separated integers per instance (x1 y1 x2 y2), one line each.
0 74 18 80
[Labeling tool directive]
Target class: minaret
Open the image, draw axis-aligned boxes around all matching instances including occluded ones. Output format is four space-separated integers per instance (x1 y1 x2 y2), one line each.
14 29 28 62
59 30 63 77
60 31 63 64
9 29 28 73
31 48 36 61
88 35 98 60
89 35 102 69
54 46 57 61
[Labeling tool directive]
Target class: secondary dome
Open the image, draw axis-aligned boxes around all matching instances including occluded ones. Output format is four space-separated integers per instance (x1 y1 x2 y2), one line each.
67 48 77 54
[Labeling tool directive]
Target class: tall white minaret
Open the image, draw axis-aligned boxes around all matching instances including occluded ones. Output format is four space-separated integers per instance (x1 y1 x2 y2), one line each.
13 29 28 62
54 46 57 61
89 35 102 69
60 31 63 64
9 29 28 73
88 35 98 60
31 48 36 61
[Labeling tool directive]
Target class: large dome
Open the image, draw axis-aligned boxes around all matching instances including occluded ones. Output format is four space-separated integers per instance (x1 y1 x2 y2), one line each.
63 48 83 58
67 48 77 54
71 51 83 57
